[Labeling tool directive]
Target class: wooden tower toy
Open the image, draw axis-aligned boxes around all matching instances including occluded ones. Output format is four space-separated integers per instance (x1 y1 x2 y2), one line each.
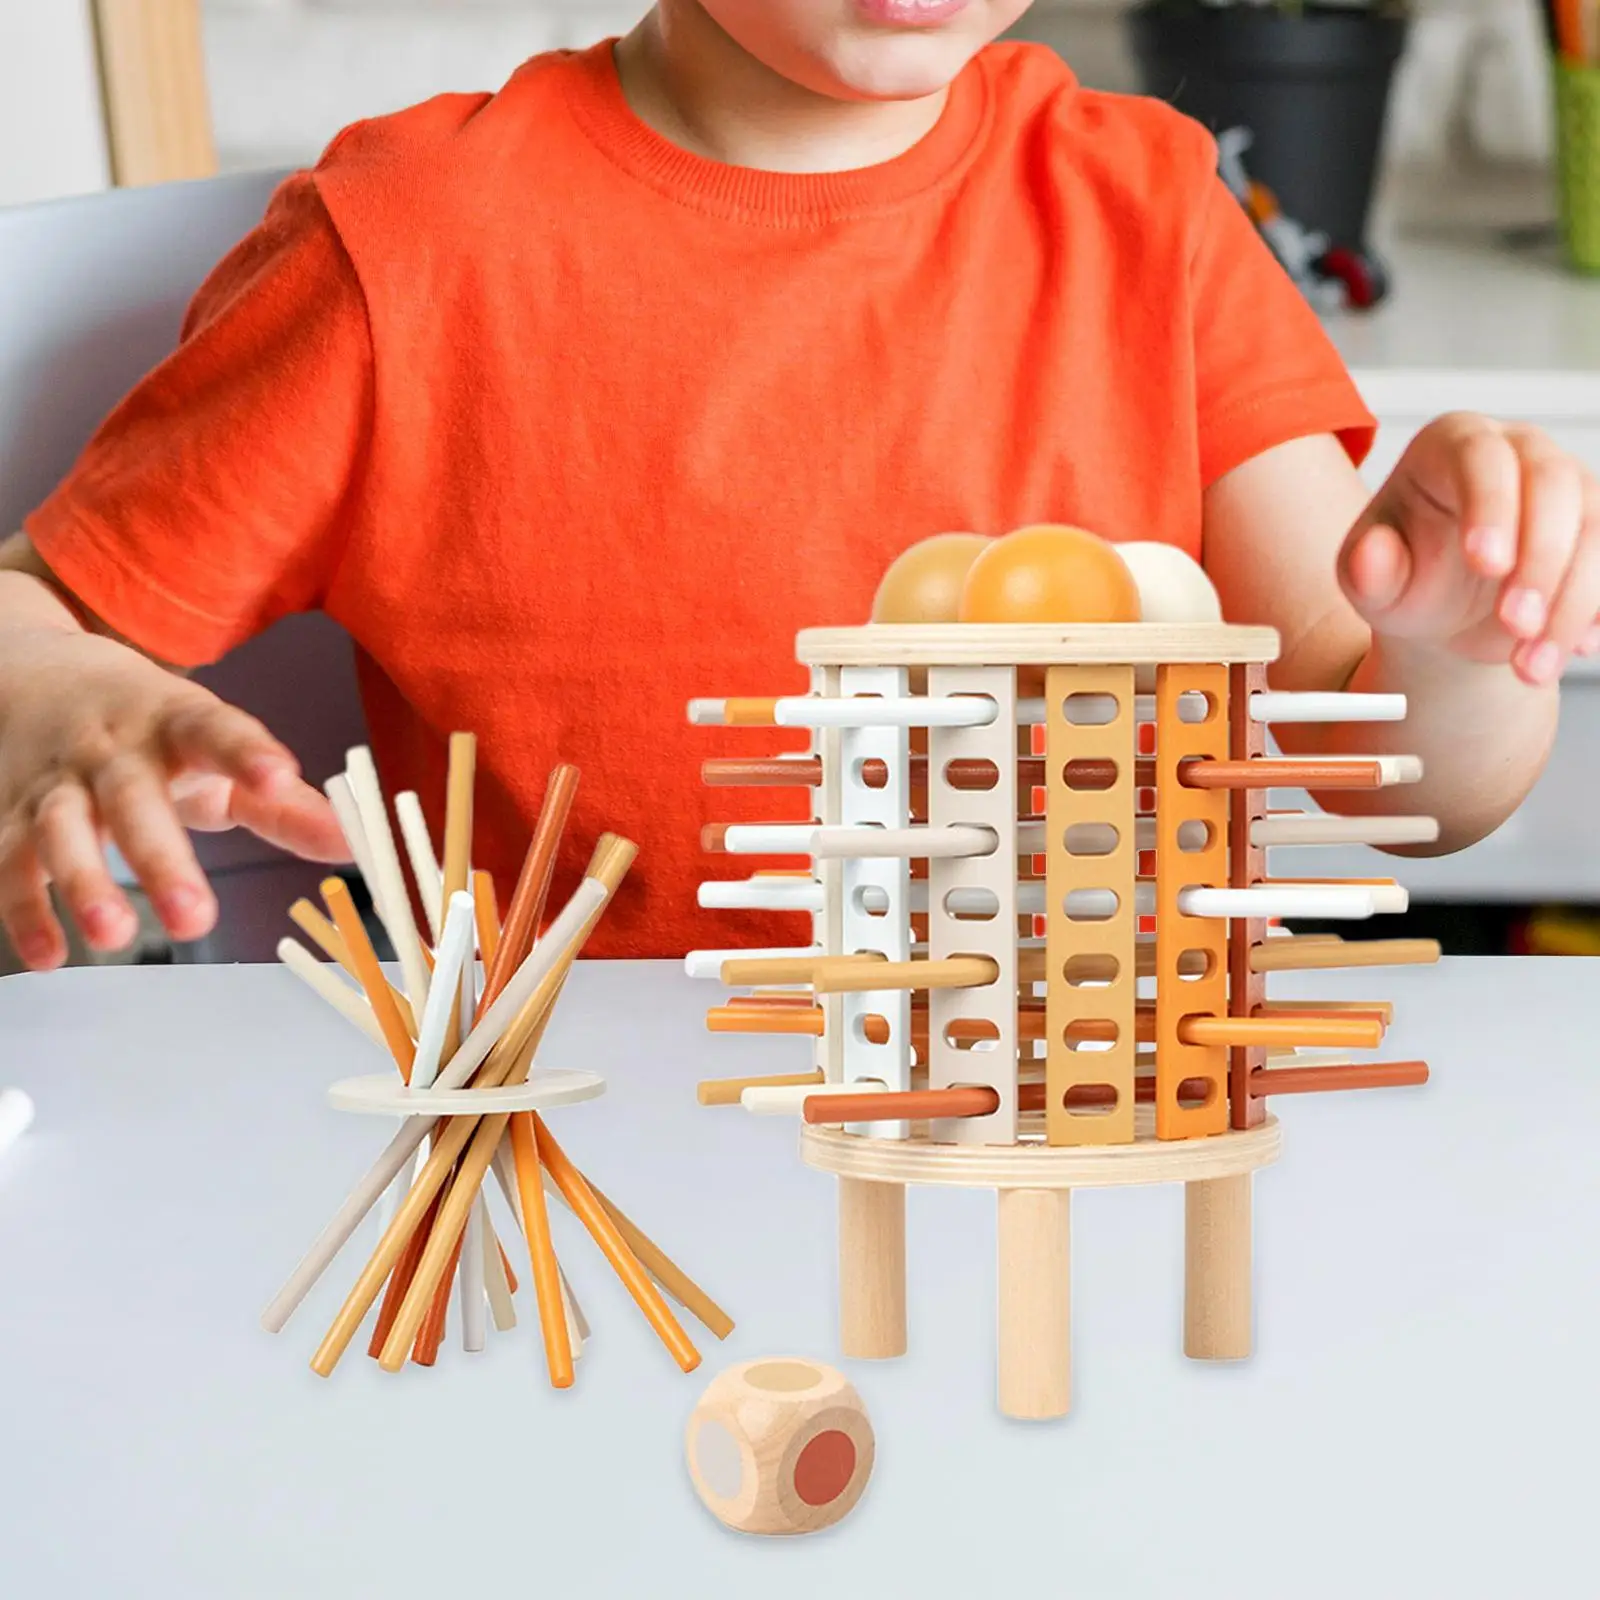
687 1358 875 1536
691 528 1437 1421
264 740 733 1382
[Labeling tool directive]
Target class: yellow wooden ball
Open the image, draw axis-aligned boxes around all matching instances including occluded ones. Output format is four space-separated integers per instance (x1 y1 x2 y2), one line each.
957 524 1141 625
871 533 992 623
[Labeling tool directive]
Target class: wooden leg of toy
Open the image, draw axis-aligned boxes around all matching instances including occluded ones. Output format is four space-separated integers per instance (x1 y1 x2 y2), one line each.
1184 1173 1253 1360
838 1177 906 1360
997 1188 1071 1421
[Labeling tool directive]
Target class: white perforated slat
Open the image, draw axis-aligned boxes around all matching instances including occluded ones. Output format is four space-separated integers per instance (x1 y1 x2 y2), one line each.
926 665 1018 1145
837 666 912 1137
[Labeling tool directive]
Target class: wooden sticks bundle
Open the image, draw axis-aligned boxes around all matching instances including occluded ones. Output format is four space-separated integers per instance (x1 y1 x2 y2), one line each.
267 738 733 1382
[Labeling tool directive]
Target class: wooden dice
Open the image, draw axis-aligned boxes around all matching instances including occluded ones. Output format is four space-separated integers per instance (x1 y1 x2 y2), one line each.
686 1358 874 1536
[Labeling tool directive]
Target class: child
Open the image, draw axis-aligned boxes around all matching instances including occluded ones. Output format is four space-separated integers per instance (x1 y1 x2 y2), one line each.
0 0 1593 968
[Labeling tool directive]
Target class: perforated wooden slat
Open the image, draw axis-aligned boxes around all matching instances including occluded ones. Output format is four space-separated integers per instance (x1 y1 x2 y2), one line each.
926 665 1018 1145
813 664 845 1084
1045 665 1137 1146
1228 663 1269 1130
1154 664 1230 1139
838 666 913 1136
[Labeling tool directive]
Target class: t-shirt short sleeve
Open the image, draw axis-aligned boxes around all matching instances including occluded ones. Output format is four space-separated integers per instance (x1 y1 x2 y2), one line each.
1189 170 1376 489
23 171 372 668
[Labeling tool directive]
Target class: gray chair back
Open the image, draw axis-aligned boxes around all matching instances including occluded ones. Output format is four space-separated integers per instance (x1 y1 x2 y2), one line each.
0 172 368 960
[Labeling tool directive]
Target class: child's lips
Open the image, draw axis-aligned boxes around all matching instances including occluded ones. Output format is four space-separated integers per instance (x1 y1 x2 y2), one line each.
854 0 973 26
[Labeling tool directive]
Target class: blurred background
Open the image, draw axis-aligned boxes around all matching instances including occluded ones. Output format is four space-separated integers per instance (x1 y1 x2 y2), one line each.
2 0 1597 965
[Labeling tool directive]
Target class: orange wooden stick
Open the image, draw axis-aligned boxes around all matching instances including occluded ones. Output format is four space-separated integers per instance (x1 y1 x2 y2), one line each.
369 1191 439 1358
323 878 416 1081
804 1085 999 1125
478 765 579 1019
1178 759 1382 791
706 1005 825 1037
1250 1061 1429 1096
508 1110 572 1387
472 870 501 967
534 1116 700 1373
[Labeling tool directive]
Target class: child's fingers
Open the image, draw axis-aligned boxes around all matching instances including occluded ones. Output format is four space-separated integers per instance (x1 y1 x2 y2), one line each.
1520 480 1600 683
227 779 353 863
0 840 67 971
1337 520 1412 619
30 780 139 952
160 698 303 792
1496 429 1585 646
1439 419 1521 579
91 755 218 944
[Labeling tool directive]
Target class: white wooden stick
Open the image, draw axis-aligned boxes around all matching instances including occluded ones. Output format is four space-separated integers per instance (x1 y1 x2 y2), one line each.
461 1195 488 1352
698 879 824 913
394 791 444 944
1249 691 1407 723
343 747 432 1012
482 1219 517 1332
741 1080 885 1115
259 877 606 1334
1178 886 1387 920
408 892 477 1090
1253 813 1440 848
324 775 380 903
277 938 386 1048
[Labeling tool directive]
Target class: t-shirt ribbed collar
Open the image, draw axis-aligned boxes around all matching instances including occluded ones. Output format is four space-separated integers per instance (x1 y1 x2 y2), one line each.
561 39 991 224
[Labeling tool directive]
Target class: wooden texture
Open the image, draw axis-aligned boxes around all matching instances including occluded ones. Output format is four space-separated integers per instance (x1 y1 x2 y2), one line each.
1184 1174 1253 1360
997 1189 1072 1420
1154 664 1229 1139
796 623 1279 668
92 0 215 186
802 1113 1281 1191
838 1178 906 1360
686 1360 875 1536
1046 663 1138 1146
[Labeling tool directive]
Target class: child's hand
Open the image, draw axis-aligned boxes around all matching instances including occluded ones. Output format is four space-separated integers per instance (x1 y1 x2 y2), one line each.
0 629 349 969
1337 413 1600 686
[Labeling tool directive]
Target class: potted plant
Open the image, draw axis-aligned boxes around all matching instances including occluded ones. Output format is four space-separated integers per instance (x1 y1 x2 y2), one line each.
1126 0 1410 257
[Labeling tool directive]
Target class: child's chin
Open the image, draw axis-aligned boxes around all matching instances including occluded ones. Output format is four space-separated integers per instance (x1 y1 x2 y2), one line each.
816 37 983 101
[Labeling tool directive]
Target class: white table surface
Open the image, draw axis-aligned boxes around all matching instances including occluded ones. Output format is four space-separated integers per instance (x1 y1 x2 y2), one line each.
0 957 1594 1598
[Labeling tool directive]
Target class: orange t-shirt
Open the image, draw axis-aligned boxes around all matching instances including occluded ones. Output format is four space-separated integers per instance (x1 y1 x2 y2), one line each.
26 40 1373 958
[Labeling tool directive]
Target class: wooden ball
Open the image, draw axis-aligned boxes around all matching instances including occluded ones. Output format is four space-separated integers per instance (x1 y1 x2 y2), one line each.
958 524 1141 625
871 533 991 624
1114 542 1222 625
686 1358 875 1537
